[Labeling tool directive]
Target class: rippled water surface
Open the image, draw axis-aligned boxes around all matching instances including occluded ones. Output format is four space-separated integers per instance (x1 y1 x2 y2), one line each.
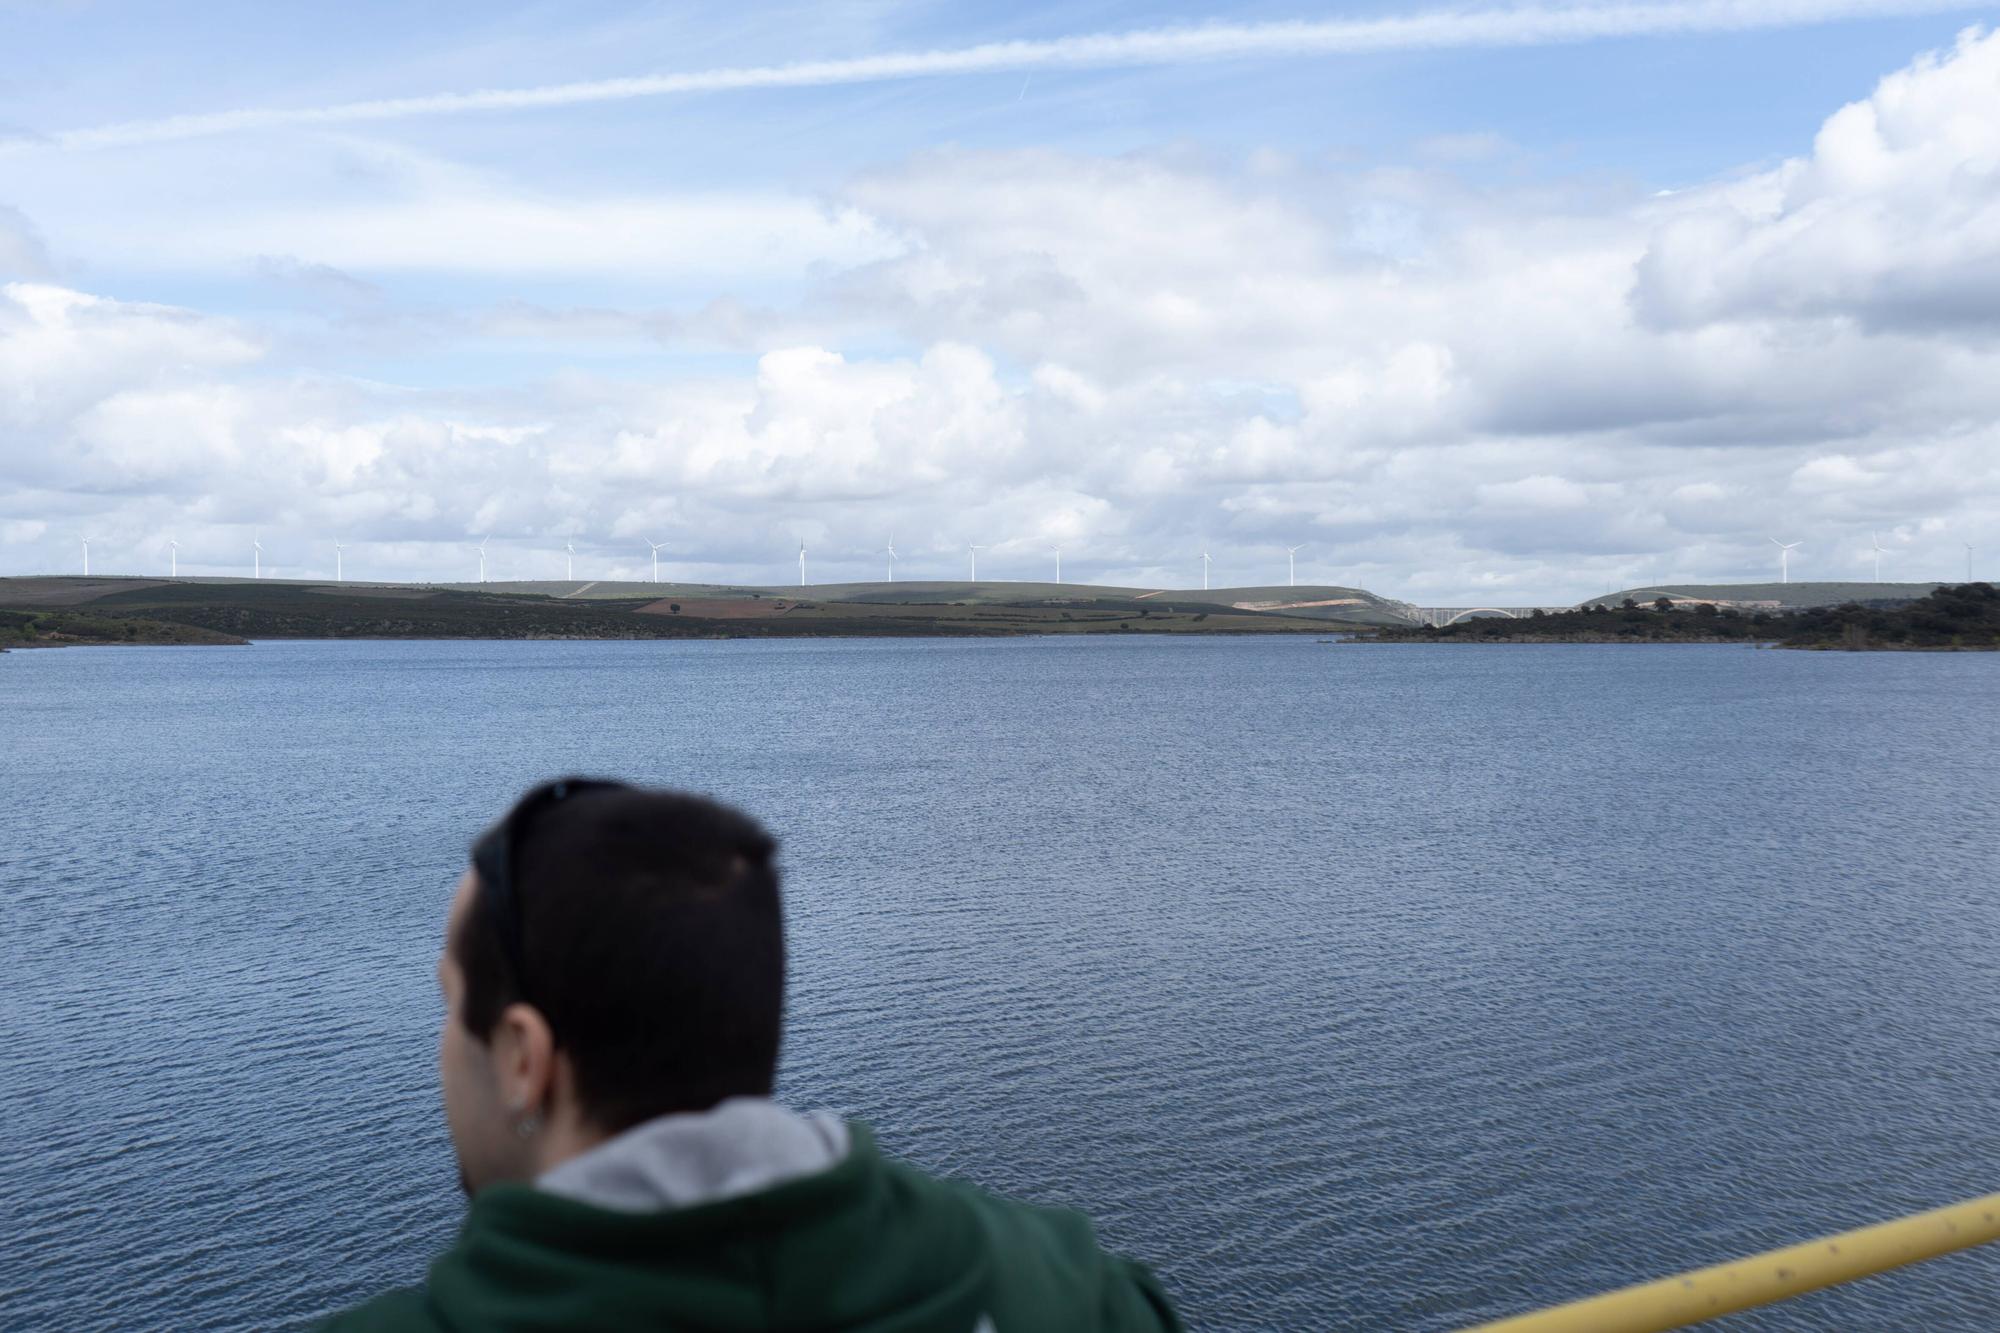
4 637 1999 1331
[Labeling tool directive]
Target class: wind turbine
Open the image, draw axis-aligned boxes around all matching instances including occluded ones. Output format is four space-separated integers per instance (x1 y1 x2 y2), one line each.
1286 544 1304 588
334 542 345 582
1871 532 1888 583
475 536 489 584
885 534 896 583
167 539 178 579
798 540 807 588
968 544 985 581
81 537 89 576
647 540 665 584
1769 537 1800 584
1200 549 1211 591
253 535 263 580
1967 542 1976 583
1051 546 1062 585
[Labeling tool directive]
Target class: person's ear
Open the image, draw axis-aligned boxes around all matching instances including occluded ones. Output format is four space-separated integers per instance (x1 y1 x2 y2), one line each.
490 1003 557 1131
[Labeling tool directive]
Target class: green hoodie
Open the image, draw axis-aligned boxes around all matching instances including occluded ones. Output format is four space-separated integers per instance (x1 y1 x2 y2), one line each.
320 1124 1182 1333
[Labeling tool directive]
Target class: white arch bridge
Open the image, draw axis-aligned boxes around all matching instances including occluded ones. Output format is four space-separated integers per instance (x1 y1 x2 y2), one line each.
1404 606 1551 627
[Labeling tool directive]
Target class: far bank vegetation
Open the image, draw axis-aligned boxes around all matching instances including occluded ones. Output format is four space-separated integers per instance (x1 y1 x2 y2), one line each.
1371 583 2000 650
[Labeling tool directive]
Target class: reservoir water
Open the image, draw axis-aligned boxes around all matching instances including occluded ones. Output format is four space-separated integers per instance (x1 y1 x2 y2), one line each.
3 636 1998 1331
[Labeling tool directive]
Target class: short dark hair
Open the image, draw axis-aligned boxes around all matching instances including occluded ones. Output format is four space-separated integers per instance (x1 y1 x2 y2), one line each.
452 780 785 1132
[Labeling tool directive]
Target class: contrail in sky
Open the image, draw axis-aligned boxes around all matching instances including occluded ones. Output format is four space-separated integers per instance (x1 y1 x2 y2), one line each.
16 0 1989 152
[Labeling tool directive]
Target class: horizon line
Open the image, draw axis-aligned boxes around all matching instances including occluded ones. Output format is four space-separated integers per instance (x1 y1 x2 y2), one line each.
0 571 1960 596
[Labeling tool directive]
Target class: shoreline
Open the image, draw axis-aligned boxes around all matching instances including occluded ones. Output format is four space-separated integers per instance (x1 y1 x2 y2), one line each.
6 577 1992 652
0 576 1388 647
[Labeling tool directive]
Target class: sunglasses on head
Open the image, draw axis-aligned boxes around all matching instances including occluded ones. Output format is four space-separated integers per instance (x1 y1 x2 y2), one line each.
469 778 629 1002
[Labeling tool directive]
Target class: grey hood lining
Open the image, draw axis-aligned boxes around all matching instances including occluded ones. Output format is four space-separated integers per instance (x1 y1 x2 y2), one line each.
536 1097 852 1214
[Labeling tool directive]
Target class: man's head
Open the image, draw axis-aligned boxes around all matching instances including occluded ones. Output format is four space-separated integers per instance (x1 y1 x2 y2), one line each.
437 779 784 1195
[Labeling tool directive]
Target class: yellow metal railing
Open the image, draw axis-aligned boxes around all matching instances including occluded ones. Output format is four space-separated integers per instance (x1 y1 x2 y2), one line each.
1462 1190 2000 1332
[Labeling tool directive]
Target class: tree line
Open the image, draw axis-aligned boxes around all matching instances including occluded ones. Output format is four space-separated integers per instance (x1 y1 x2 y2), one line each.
1377 584 1999 649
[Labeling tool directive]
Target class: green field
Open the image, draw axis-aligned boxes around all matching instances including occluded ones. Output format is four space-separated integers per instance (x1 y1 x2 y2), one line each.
408 577 1413 624
1591 581 1942 611
0 576 1394 644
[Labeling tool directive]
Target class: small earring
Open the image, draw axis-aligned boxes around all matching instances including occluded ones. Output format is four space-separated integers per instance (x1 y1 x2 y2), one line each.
515 1113 541 1139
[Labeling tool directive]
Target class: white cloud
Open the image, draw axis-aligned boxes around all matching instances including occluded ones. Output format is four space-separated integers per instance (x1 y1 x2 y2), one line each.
0 206 50 278
0 283 260 450
840 148 1350 381
1476 474 1597 512
32 137 895 281
9 29 2000 597
1634 25 2000 333
183 192 890 280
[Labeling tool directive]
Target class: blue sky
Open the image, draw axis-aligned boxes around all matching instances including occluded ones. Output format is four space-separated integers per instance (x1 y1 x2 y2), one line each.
4 1 1999 596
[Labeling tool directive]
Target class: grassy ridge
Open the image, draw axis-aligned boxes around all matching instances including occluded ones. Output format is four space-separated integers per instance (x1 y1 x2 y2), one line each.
1593 581 1944 611
409 578 1411 623
0 577 1366 643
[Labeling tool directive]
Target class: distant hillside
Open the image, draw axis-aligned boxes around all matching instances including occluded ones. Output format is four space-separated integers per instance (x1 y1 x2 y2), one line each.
1590 581 1942 611
0 576 1391 643
414 578 1416 625
0 606 245 648
1373 583 1999 650
1782 582 2000 649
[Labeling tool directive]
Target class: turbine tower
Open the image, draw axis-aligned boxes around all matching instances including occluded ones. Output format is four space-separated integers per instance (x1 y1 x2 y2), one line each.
1769 537 1800 584
334 542 345 583
475 536 489 584
647 539 665 584
968 544 985 581
168 539 178 579
1051 545 1062 585
253 535 263 580
1871 532 1888 583
885 534 896 583
565 541 575 581
1286 544 1304 588
82 537 89 576
1968 542 1976 583
798 539 807 588
1201 549 1211 591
